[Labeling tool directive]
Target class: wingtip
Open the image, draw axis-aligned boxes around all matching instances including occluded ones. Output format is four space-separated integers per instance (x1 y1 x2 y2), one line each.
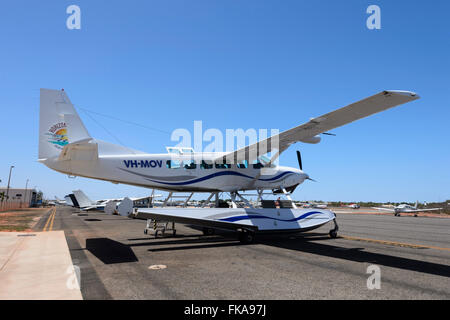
384 90 420 99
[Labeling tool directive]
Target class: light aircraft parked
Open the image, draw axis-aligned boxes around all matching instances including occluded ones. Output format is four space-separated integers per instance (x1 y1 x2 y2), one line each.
38 89 419 242
72 189 108 211
48 196 67 206
373 201 442 216
72 189 160 211
302 202 328 209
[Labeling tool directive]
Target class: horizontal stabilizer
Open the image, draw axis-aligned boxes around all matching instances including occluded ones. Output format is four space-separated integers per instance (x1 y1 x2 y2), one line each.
58 139 98 161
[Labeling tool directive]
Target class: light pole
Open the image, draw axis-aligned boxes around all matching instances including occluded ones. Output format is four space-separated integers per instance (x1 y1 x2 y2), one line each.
23 179 29 208
6 166 14 202
34 186 38 207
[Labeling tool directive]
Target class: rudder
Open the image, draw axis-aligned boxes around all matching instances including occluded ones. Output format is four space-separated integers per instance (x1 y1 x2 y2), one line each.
72 190 94 208
39 89 91 160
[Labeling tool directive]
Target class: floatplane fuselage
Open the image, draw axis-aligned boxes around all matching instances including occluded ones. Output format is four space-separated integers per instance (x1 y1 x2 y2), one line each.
42 147 308 193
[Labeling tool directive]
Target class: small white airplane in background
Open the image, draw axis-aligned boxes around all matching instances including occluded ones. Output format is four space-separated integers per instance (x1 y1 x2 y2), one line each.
72 189 160 211
347 203 360 209
372 201 442 216
48 196 67 206
72 189 108 211
302 202 328 209
38 88 419 242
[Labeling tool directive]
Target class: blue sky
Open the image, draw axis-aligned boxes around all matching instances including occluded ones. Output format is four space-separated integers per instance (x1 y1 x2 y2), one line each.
0 0 449 202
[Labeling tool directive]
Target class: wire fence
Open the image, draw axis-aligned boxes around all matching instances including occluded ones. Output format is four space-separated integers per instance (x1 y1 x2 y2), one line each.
0 202 29 212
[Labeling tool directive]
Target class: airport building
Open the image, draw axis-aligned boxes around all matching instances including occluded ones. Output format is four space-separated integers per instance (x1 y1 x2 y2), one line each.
0 187 38 207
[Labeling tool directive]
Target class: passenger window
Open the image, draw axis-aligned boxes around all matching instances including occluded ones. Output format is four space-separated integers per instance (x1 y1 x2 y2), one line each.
166 160 181 169
215 162 231 169
183 160 196 169
200 160 213 169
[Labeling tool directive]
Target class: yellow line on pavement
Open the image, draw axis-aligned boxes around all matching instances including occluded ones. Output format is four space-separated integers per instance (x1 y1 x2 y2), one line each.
42 208 53 232
340 235 450 252
48 207 56 231
43 207 56 232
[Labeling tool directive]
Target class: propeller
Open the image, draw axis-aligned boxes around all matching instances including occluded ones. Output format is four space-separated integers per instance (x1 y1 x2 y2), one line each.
322 132 336 136
296 150 303 171
273 150 316 195
296 150 316 182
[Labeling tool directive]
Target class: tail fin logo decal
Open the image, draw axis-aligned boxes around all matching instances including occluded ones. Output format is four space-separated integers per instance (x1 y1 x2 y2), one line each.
46 122 69 149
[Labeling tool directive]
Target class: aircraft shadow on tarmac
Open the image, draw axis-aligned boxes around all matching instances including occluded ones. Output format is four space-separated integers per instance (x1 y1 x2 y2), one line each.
261 236 450 278
84 233 449 278
85 238 138 264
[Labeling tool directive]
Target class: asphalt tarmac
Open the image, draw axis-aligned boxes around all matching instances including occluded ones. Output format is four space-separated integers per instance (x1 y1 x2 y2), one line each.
33 206 450 299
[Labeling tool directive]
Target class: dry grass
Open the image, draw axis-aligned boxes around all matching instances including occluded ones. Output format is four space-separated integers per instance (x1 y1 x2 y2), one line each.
0 208 50 232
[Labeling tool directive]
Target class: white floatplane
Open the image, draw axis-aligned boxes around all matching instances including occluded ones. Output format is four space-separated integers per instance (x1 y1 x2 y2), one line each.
38 89 419 242
71 189 160 212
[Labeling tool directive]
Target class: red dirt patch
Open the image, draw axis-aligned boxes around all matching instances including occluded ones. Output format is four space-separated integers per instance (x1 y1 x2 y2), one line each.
336 209 450 218
0 208 51 232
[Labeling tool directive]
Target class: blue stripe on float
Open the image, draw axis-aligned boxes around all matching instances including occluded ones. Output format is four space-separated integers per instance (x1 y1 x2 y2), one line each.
146 171 295 186
219 211 323 223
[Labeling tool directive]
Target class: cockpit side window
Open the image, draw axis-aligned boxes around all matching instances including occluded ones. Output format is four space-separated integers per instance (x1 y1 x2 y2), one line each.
252 162 264 169
166 160 181 169
237 160 248 169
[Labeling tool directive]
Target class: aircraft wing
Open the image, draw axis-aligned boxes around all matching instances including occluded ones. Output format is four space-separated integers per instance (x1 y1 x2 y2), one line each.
130 195 163 201
372 207 396 212
406 208 443 212
217 91 419 164
80 205 103 211
134 208 259 232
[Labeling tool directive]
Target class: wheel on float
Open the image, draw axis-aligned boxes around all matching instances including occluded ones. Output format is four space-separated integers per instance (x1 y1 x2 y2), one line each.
238 231 255 244
202 227 215 236
329 230 338 239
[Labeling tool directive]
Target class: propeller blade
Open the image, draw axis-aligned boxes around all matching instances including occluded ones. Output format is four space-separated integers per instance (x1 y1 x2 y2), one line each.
322 132 336 136
296 150 303 171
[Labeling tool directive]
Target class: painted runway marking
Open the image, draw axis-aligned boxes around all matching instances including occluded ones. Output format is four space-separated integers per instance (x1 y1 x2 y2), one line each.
43 207 56 232
148 265 167 270
341 235 450 252
49 208 56 231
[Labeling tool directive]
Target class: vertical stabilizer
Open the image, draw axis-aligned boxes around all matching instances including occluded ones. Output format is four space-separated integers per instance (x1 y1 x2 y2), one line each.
39 89 91 160
72 190 94 208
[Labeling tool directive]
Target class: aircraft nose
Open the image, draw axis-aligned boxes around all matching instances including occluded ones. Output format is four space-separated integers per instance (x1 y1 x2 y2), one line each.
292 169 309 184
300 171 309 182
277 166 315 186
297 170 315 183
